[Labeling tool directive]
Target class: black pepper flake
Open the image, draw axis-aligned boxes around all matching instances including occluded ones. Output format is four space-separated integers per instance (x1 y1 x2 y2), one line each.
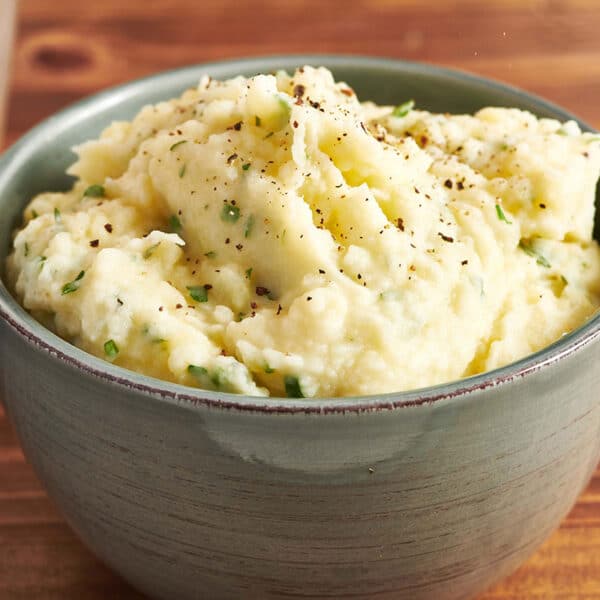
225 238 230 244
251 301 258 309
233 121 242 131
158 306 164 312
397 218 405 231
457 181 465 190
89 239 99 247
438 232 454 243
293 84 305 98
293 120 299 128
277 304 282 315
176 303 183 309
104 223 113 233
235 243 243 251
444 179 453 189
461 259 468 265
539 203 546 209
318 269 325 274
256 286 270 297
307 296 312 301
227 153 238 164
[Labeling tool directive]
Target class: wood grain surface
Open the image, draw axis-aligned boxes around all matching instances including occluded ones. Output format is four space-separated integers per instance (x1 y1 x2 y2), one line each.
1 0 599 598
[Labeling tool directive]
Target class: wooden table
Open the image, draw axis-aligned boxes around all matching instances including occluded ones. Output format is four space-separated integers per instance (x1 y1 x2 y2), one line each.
1 1 599 598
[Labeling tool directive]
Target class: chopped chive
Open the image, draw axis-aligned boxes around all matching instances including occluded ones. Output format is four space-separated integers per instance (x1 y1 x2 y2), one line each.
103 339 119 358
24 242 29 257
169 140 187 151
242 163 251 171
61 270 85 295
210 367 229 389
495 204 512 224
83 184 105 198
187 285 209 302
519 239 551 268
244 214 255 238
204 250 216 258
245 267 253 279
39 256 47 270
392 100 415 118
169 214 182 232
284 375 304 398
143 242 161 259
179 163 187 178
54 207 61 223
188 364 208 379
221 203 240 223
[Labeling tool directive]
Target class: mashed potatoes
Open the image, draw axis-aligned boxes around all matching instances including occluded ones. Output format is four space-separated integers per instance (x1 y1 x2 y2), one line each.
6 67 600 397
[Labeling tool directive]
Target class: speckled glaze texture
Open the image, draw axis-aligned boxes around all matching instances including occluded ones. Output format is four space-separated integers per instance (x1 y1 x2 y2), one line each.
1 57 599 600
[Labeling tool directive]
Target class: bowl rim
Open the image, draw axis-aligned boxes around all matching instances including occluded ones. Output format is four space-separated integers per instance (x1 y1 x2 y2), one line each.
1 53 600 414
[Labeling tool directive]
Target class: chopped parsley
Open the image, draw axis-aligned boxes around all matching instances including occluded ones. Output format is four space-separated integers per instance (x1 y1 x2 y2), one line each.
143 242 161 259
61 270 85 295
169 214 182 232
495 204 512 224
103 339 119 358
392 100 415 118
83 184 105 198
188 364 208 379
245 267 253 279
169 140 187 151
519 239 551 268
179 163 187 178
187 285 209 303
221 203 240 223
244 214 255 238
242 163 251 171
284 375 304 398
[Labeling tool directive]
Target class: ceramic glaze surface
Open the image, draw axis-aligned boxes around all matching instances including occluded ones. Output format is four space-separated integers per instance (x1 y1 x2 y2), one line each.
1 57 599 600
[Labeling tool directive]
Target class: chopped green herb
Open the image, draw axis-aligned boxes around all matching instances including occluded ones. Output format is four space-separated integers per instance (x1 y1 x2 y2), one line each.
152 338 167 345
61 270 85 295
221 203 240 223
83 184 105 198
245 267 253 279
204 251 216 258
586 136 600 144
255 115 262 127
264 131 274 139
242 163 251 171
495 204 512 224
188 364 208 379
519 239 551 268
54 207 61 223
236 312 246 321
103 339 119 358
39 256 47 270
143 242 161 259
561 274 568 285
556 127 568 136
392 100 415 118
264 364 275 374
187 285 209 302
284 375 304 398
210 367 229 389
23 242 29 257
169 214 182 232
244 214 255 238
31 210 39 219
179 163 187 178
169 140 187 151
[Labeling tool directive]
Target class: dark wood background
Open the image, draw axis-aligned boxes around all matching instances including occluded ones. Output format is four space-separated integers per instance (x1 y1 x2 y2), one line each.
1 1 599 598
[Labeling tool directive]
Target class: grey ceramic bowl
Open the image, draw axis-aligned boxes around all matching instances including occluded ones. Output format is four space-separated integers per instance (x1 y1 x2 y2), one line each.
1 56 599 600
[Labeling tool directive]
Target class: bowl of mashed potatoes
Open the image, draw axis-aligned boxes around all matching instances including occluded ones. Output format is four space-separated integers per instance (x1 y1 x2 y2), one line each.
1 55 599 600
